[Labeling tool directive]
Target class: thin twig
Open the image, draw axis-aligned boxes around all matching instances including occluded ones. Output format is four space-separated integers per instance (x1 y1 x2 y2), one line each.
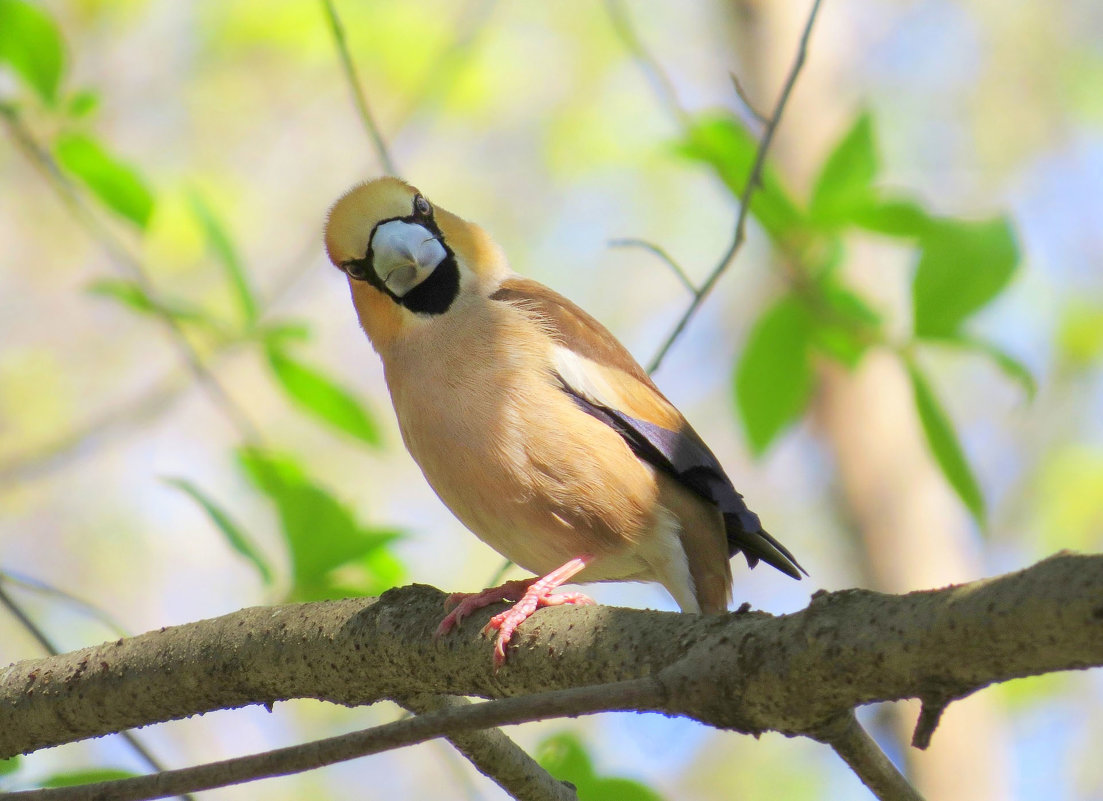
0 105 262 444
397 694 578 801
609 238 698 294
729 71 768 125
814 713 925 801
4 678 663 801
0 581 197 801
320 0 398 176
0 571 130 638
604 0 689 127
645 0 823 373
911 698 949 750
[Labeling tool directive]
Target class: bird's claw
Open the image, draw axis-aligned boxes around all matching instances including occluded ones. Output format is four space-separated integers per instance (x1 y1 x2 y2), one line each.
481 590 596 669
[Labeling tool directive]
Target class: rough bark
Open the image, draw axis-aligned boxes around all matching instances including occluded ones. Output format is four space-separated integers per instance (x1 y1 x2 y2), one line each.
2 552 1099 761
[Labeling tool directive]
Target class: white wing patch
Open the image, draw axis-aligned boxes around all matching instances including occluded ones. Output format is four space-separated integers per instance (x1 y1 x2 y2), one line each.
551 344 625 410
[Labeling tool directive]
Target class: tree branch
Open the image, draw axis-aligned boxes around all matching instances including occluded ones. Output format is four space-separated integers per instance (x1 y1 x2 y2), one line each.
2 554 1098 778
2 680 659 801
395 693 578 801
813 714 925 801
0 582 195 801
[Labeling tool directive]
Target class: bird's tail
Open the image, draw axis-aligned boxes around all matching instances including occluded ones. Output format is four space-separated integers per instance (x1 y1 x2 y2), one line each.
725 513 807 580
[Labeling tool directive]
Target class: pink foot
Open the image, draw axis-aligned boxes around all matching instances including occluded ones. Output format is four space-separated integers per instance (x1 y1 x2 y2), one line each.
436 578 533 637
483 588 594 668
435 555 595 668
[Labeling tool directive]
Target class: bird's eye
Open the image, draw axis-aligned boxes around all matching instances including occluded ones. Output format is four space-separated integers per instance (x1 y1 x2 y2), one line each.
413 195 432 217
343 259 369 280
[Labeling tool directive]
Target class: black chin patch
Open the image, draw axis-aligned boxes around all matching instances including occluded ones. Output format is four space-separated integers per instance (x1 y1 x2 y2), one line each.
342 213 460 316
401 256 459 315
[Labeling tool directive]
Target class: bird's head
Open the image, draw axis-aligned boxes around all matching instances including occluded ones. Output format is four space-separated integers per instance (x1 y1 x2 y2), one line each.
324 177 508 350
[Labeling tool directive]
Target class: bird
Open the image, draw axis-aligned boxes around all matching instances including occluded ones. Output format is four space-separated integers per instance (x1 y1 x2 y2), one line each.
324 177 805 667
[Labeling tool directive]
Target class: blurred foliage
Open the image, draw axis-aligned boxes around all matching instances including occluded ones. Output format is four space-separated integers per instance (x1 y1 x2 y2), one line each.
54 132 155 229
0 756 136 793
265 344 384 448
0 0 397 603
998 671 1073 711
1034 447 1103 554
905 358 986 523
163 477 275 585
537 732 666 801
37 768 138 788
677 108 1028 524
0 0 63 104
735 294 816 455
188 190 259 326
1057 302 1103 369
238 448 403 601
0 1 1098 800
679 114 805 245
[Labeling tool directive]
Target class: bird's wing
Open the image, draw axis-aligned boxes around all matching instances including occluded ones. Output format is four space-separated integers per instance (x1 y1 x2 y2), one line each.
490 277 805 579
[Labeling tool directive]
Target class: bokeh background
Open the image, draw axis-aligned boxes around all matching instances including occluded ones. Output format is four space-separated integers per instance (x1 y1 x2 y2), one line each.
2 1 1102 799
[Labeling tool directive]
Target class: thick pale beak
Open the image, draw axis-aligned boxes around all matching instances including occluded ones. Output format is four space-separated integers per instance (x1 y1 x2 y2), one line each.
370 220 447 297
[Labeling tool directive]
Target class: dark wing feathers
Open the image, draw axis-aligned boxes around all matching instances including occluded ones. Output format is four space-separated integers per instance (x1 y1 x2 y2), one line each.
559 381 806 580
491 275 805 581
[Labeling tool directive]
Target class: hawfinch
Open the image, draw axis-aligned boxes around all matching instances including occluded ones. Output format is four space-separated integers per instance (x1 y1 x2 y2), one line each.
324 177 804 666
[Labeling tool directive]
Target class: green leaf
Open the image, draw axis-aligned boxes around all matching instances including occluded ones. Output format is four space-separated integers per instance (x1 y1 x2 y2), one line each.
734 294 816 456
54 132 154 229
163 477 274 585
66 88 98 119
912 216 1019 338
678 113 806 244
0 0 64 104
905 360 986 525
810 111 878 226
811 325 867 368
852 197 933 238
537 733 665 801
998 672 1072 711
0 757 19 778
820 278 882 328
188 190 258 326
265 344 382 448
237 448 402 601
40 769 137 789
807 278 881 368
85 277 214 327
258 320 311 345
87 277 157 314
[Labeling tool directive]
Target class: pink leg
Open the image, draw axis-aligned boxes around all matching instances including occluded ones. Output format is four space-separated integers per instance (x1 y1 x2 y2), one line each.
481 556 595 668
435 556 596 668
436 578 535 637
